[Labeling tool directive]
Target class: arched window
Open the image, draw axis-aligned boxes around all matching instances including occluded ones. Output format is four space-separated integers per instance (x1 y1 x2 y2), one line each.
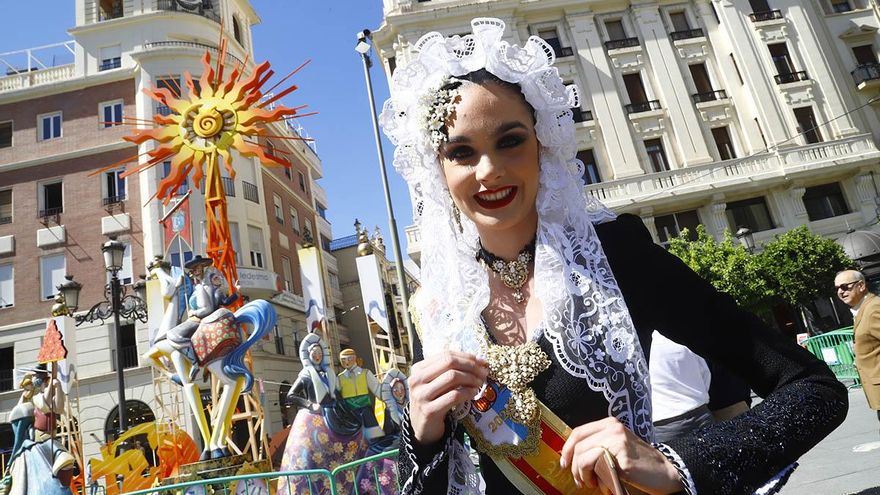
232 17 243 47
104 400 157 465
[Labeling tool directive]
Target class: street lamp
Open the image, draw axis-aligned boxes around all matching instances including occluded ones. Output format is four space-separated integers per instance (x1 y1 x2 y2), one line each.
55 235 148 439
354 28 415 357
735 226 756 253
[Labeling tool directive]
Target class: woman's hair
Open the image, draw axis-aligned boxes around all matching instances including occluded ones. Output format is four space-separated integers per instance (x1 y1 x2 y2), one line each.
432 69 536 145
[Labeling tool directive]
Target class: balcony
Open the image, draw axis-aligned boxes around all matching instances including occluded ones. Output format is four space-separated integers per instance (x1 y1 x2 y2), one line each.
0 41 76 93
112 345 139 371
199 177 235 196
38 207 63 219
405 224 421 266
0 216 11 225
102 194 126 206
238 267 281 299
852 63 880 90
670 29 705 41
584 133 880 209
625 100 662 114
242 181 259 203
774 71 809 84
156 0 220 24
99 58 122 71
749 10 784 22
605 37 640 51
691 90 727 104
143 41 244 68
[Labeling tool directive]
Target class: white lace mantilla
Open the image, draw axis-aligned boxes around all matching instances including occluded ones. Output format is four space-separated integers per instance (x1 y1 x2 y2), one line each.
380 18 654 494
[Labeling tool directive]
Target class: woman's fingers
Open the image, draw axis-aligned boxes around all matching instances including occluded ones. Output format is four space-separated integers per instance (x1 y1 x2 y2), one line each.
559 416 619 469
419 368 486 402
422 386 482 416
411 351 488 385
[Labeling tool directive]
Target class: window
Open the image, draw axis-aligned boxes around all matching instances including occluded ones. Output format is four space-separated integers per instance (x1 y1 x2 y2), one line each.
0 264 13 308
321 234 332 252
537 27 572 56
0 121 11 148
623 73 649 104
99 45 121 71
768 43 795 75
669 12 691 32
298 171 307 191
274 325 285 355
248 225 265 268
803 183 849 221
100 101 123 128
644 139 670 173
40 253 66 300
232 16 243 46
689 64 714 94
266 140 275 157
106 242 133 285
0 347 12 392
316 203 328 220
229 222 243 266
273 194 284 224
38 112 62 141
749 0 772 11
793 106 823 143
117 323 138 369
289 207 300 233
40 181 63 216
0 190 11 224
162 161 188 195
104 170 126 204
155 76 180 115
388 56 397 75
281 256 293 292
711 127 737 160
654 210 701 244
284 167 291 180
576 149 601 185
605 19 627 40
831 1 854 13
852 45 877 65
726 197 774 232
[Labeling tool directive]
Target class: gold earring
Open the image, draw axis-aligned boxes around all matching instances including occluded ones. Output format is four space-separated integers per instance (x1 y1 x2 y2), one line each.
451 201 463 234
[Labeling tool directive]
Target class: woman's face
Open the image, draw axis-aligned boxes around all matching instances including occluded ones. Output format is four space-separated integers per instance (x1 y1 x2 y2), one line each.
440 82 540 237
309 346 323 365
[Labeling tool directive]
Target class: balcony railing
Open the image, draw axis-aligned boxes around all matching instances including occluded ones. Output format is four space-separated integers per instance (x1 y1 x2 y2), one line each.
670 29 705 41
749 10 784 22
143 41 244 67
156 0 220 24
38 207 63 218
625 100 662 114
242 181 260 203
200 177 236 197
99 58 121 71
0 216 10 225
774 71 809 84
102 194 126 206
852 63 880 86
604 37 640 50
557 46 574 57
692 90 728 103
155 105 172 116
572 108 594 123
113 345 139 370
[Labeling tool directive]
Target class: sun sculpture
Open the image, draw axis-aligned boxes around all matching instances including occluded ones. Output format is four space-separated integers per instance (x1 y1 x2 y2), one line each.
112 38 312 298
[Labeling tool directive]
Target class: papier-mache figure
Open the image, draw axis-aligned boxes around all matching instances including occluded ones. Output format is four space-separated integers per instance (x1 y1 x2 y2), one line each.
0 364 75 495
336 349 383 440
379 368 410 439
277 333 365 495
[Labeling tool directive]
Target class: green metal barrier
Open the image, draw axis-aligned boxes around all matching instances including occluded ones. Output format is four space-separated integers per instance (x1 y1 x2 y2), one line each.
802 328 861 388
119 449 399 495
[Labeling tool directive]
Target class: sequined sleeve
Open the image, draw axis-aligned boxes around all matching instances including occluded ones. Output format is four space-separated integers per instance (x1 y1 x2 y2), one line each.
600 215 849 495
397 408 458 495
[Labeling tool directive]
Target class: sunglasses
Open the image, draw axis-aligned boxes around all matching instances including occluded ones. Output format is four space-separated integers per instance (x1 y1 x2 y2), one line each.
835 281 862 292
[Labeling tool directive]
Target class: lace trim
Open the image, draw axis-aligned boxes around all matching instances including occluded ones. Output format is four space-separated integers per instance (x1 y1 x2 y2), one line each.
753 463 798 495
654 443 697 495
399 406 454 494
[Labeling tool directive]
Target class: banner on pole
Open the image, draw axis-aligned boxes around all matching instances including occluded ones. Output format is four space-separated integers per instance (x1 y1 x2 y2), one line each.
298 246 326 332
356 255 390 333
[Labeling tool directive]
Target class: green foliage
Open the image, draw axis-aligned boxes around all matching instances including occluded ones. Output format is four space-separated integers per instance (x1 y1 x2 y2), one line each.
757 225 852 306
667 224 852 312
667 225 773 312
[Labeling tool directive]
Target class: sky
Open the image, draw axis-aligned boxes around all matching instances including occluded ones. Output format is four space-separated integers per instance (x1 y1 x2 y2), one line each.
0 1 414 256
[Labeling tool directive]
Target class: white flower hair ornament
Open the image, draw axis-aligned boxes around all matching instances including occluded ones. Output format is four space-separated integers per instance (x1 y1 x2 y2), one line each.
379 21 653 493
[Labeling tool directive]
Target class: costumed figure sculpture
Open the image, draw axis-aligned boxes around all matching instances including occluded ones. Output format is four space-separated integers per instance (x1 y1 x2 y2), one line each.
336 349 384 442
379 369 409 440
144 255 276 460
277 333 365 495
0 365 75 495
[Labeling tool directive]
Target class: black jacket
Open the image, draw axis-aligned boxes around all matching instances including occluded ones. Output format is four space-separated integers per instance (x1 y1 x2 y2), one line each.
398 214 848 495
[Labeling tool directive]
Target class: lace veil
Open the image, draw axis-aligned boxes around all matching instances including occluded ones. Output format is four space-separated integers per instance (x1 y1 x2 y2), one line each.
378 18 654 493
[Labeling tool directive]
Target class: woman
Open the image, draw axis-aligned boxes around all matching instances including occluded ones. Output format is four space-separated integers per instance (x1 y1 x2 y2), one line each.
379 18 848 495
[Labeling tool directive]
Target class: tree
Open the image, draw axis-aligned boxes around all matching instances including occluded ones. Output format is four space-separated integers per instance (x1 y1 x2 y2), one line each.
757 225 852 307
667 225 773 313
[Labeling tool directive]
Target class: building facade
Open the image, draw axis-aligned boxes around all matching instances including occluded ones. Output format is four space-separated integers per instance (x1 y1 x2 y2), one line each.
0 0 339 463
375 0 880 262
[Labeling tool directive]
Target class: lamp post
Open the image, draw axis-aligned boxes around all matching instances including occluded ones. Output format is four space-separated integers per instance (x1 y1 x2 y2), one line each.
735 226 756 253
55 235 148 439
355 29 415 356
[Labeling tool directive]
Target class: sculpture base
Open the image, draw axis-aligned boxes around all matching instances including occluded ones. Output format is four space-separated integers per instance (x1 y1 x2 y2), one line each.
161 454 272 494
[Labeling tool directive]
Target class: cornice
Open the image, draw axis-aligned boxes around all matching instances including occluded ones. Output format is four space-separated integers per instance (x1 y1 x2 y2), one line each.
0 69 136 106
0 140 135 174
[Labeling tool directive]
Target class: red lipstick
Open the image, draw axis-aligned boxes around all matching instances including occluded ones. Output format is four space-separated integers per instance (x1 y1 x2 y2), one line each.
473 186 517 210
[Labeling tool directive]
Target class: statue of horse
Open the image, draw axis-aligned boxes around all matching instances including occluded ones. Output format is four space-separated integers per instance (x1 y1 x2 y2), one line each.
144 255 276 460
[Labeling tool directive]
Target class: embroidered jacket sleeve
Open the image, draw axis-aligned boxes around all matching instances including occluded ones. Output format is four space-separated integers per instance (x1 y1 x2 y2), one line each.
600 215 848 495
397 330 461 495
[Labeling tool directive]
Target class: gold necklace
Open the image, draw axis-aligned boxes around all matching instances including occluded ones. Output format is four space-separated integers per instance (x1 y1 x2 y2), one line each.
476 237 536 304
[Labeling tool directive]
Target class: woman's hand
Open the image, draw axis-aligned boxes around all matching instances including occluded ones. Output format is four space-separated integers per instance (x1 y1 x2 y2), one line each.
409 351 489 446
559 417 684 495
